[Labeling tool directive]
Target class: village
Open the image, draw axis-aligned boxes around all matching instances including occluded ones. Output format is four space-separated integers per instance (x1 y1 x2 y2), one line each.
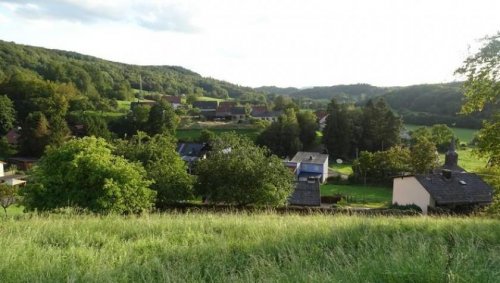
0 93 493 215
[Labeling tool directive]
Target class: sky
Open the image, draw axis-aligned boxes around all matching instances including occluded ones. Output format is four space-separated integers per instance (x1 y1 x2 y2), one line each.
0 0 499 88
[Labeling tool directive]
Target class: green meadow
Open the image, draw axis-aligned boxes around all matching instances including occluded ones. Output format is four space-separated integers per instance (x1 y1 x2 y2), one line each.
0 213 498 282
404 124 478 143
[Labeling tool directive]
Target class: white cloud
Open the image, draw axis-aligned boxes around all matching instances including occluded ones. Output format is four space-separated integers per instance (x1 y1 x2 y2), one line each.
0 0 499 87
0 0 197 32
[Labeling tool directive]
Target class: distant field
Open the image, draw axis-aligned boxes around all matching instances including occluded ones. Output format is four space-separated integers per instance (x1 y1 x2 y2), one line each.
321 184 392 208
404 124 478 143
0 213 498 282
440 148 488 172
195 96 228 102
116 100 132 111
176 128 261 141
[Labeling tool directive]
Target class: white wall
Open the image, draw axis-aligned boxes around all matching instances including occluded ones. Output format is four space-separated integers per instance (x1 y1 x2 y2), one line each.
393 177 431 214
0 162 4 177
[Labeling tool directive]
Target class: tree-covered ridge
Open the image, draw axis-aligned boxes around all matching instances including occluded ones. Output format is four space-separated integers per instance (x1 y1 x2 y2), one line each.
257 84 389 102
380 82 491 128
0 40 263 100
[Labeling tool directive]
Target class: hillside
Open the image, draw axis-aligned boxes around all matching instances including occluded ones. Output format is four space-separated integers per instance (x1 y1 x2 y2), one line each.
381 83 490 128
0 40 263 101
257 84 390 103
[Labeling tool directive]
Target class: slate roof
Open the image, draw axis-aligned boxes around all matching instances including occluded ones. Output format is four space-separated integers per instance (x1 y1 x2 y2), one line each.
231 107 246 115
193 101 218 110
162 96 181 104
177 143 208 157
251 110 282 118
219 101 237 108
415 173 493 205
290 152 328 165
288 181 321 206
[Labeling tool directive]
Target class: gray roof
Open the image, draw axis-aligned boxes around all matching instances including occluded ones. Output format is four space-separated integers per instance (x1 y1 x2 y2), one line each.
415 173 493 205
252 110 282 118
230 107 246 115
177 143 208 157
290 152 328 164
193 101 218 110
288 181 321 206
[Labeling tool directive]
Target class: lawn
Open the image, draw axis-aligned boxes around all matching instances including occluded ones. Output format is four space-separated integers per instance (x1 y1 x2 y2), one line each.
329 163 353 175
321 184 392 208
176 128 261 141
0 213 498 282
404 124 478 143
440 148 488 172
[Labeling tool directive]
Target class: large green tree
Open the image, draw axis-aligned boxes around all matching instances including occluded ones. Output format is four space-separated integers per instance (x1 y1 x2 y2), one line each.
322 99 353 159
114 132 193 207
22 137 155 214
195 133 294 206
256 108 302 158
0 95 15 135
456 32 499 166
410 138 439 174
146 101 179 136
296 110 318 150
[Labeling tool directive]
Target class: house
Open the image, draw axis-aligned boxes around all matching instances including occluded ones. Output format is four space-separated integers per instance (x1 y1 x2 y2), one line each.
392 140 493 214
162 96 181 109
177 143 210 173
251 110 282 122
7 157 37 171
288 179 321 206
230 106 247 121
0 161 26 187
215 102 238 120
285 151 329 183
6 128 20 145
192 101 218 119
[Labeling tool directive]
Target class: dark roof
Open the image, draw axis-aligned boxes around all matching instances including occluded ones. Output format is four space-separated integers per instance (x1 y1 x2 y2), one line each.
415 172 493 205
289 181 321 206
230 106 246 115
177 143 208 157
163 96 181 104
193 101 218 110
219 101 237 108
250 106 267 114
252 110 282 118
298 172 322 179
290 152 328 164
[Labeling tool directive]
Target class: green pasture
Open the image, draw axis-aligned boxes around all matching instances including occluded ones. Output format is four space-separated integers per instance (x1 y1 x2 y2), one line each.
0 213 498 282
404 124 478 143
321 184 392 208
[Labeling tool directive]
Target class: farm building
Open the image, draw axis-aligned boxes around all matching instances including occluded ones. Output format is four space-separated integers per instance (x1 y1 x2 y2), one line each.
288 179 321 206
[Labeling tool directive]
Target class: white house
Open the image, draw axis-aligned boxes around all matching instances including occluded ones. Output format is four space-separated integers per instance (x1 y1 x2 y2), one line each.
285 152 329 183
392 141 492 214
0 161 27 187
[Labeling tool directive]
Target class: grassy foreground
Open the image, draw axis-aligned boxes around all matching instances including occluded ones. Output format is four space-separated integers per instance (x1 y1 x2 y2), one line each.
1 213 499 282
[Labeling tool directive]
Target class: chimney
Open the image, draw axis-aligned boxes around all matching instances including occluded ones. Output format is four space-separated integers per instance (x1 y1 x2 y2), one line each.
442 169 452 179
444 137 458 168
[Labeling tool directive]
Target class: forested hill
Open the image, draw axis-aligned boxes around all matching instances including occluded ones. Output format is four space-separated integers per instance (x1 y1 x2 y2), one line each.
381 82 491 128
0 40 262 101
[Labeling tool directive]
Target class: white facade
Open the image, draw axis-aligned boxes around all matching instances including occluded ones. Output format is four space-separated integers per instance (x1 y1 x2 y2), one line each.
392 176 434 214
0 161 4 177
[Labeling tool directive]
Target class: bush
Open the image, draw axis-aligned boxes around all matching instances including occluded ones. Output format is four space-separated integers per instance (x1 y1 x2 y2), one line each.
22 137 156 214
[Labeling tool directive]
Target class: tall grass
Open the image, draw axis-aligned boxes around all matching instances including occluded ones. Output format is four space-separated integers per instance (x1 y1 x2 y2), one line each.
0 213 498 282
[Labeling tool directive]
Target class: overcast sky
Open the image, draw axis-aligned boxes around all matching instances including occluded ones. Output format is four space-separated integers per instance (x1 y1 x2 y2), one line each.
0 0 499 88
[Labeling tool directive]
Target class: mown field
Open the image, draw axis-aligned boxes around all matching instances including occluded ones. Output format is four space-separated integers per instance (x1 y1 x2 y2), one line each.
0 213 498 282
321 184 392 208
404 124 478 143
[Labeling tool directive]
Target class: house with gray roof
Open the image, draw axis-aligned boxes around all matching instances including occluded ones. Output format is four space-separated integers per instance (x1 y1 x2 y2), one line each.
392 139 493 214
284 151 329 183
192 101 218 119
288 179 321 206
